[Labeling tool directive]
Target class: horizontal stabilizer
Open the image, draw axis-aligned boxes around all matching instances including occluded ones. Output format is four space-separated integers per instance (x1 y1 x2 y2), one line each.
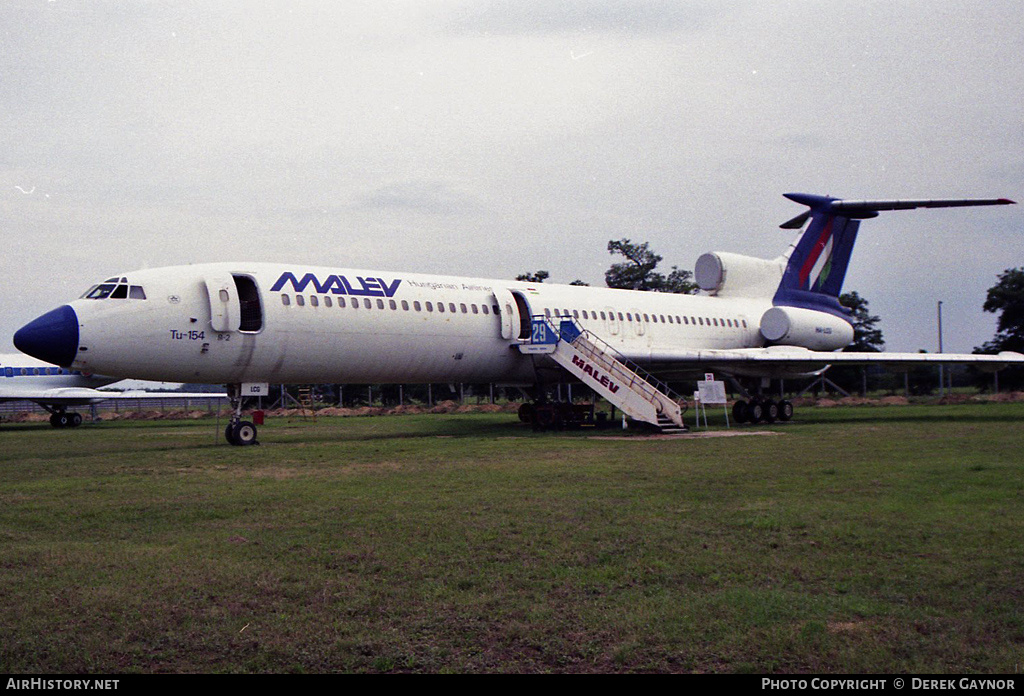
780 193 1016 228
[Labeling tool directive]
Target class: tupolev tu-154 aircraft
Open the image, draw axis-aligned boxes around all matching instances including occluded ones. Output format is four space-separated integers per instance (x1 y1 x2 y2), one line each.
14 193 1023 445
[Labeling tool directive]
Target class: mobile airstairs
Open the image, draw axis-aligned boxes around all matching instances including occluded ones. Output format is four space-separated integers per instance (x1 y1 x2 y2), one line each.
518 316 688 433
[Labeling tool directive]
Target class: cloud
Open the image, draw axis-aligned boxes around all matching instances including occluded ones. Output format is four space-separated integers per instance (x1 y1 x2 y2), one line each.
442 0 732 36
354 180 481 215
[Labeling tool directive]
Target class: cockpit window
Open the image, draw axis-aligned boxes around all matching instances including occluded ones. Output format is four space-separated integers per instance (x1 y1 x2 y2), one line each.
86 284 117 300
83 281 147 300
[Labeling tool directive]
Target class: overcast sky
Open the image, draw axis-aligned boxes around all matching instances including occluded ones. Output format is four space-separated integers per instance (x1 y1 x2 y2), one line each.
2 0 1021 355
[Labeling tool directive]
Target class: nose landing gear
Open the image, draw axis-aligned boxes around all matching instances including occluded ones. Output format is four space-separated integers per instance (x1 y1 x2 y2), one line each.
225 384 258 446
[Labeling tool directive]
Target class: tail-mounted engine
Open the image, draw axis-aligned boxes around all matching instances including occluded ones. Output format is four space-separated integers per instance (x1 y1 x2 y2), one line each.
759 306 853 351
694 252 784 298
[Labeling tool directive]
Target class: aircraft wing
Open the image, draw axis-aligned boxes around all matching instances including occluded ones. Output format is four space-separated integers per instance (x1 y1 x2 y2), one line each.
620 346 1024 380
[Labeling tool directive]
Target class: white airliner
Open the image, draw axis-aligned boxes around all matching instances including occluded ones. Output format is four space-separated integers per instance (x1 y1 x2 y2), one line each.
13 193 1022 444
0 352 225 428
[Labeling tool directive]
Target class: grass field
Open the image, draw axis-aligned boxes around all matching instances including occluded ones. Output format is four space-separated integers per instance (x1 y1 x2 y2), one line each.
1 403 1022 673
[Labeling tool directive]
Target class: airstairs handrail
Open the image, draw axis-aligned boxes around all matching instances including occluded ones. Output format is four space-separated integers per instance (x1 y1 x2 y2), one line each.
528 315 689 418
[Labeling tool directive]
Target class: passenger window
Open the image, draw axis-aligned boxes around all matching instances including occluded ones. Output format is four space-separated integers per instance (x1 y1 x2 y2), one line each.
310 296 319 307
449 303 456 313
402 300 409 310
472 304 479 314
617 312 624 321
460 303 467 313
364 299 372 309
377 299 385 309
426 302 433 312
297 295 305 307
414 301 422 311
482 305 489 315
389 300 397 310
282 294 291 306
438 302 445 313
324 297 332 307
338 298 346 308
600 311 606 320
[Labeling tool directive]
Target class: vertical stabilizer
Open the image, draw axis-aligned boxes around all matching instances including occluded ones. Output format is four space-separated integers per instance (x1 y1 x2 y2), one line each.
773 194 861 318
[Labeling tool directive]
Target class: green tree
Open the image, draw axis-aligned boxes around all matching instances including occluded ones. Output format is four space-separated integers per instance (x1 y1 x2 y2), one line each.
515 270 589 286
829 291 885 395
980 267 1024 350
840 291 884 352
974 267 1024 389
604 239 697 294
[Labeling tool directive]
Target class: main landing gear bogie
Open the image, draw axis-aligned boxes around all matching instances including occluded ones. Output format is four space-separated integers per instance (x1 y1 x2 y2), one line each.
732 397 794 425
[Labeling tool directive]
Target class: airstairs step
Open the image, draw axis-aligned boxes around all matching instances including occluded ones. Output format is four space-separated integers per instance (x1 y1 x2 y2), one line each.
656 413 689 434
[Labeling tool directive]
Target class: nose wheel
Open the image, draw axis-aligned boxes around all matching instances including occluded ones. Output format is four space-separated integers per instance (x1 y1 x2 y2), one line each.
225 420 258 446
225 384 259 446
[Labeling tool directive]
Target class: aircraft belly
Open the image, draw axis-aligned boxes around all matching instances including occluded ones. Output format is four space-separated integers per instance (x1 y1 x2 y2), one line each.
240 322 530 385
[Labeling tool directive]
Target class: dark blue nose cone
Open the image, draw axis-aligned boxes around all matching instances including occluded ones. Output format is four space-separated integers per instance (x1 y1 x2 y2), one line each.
14 305 80 367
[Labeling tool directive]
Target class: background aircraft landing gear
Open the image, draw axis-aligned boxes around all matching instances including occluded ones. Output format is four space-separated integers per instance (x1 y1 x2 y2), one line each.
225 384 258 446
48 410 83 428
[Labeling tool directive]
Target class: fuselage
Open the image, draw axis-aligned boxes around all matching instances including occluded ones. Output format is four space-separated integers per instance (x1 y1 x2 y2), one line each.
16 262 774 385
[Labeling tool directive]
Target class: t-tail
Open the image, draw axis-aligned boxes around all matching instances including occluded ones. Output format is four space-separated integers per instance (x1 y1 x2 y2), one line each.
772 193 1016 319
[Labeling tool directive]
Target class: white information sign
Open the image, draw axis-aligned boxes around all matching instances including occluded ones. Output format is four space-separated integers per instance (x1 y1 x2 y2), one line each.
697 380 727 405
